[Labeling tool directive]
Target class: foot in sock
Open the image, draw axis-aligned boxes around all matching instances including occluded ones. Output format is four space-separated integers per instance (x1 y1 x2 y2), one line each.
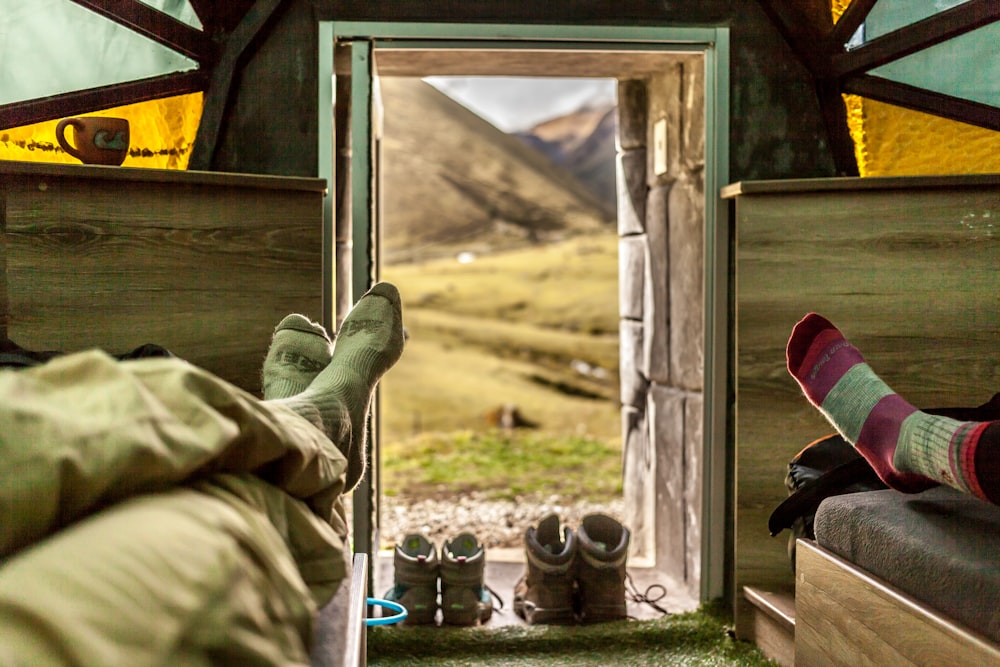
786 313 999 501
262 314 334 400
276 282 405 489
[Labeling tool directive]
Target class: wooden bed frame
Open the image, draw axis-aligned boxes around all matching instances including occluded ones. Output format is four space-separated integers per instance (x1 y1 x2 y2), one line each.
795 540 1000 667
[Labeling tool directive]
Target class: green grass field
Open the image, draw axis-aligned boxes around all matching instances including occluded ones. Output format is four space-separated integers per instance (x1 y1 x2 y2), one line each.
379 231 623 503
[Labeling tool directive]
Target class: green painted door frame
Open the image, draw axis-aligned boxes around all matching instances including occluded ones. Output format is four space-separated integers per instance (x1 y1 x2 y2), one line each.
317 21 731 603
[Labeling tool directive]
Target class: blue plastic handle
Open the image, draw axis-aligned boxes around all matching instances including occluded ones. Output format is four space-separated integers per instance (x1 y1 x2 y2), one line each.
365 597 408 626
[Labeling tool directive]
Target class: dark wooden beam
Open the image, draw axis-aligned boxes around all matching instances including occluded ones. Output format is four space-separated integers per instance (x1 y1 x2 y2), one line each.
815 78 859 176
754 0 836 77
831 0 999 78
843 74 1000 132
0 70 208 131
830 0 878 47
187 0 257 35
188 0 287 171
68 0 217 64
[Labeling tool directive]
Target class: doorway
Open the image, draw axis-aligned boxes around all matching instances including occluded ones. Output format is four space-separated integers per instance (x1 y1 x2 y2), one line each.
317 21 730 602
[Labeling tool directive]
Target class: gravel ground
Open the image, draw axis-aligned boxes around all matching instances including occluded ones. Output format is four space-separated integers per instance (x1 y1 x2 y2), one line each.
377 492 625 550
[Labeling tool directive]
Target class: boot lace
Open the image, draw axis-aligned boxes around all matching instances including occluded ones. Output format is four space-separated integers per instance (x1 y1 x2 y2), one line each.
624 571 670 617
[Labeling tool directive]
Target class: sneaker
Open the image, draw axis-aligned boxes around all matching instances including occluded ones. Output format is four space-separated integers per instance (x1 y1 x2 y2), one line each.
575 513 629 623
383 533 439 625
513 514 578 624
440 533 494 626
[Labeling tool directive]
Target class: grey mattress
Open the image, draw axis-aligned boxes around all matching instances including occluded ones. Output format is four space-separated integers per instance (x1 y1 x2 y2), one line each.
814 486 1000 642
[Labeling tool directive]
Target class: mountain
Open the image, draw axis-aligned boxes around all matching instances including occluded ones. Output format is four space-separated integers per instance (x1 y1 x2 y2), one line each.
380 78 614 264
517 105 619 216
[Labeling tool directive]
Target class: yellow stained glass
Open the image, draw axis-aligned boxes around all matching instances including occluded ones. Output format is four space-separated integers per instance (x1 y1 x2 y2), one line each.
843 94 1000 177
832 0 1000 177
0 92 203 170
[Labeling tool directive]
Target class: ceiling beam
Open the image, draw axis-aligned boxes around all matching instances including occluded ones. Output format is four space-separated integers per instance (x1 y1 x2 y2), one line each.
754 0 836 77
188 0 287 170
0 70 208 131
68 0 217 64
830 0 877 47
188 0 258 35
815 78 859 176
843 74 1000 132
831 0 999 78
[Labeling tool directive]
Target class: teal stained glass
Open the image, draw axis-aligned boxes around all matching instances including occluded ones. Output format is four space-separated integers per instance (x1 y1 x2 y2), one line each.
136 0 204 31
864 0 972 41
871 21 1000 107
0 0 198 106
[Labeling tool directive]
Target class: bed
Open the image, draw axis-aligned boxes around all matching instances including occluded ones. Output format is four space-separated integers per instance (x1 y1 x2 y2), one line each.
795 488 1000 666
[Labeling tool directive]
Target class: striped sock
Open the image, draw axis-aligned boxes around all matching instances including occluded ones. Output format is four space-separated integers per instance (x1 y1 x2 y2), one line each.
786 313 998 502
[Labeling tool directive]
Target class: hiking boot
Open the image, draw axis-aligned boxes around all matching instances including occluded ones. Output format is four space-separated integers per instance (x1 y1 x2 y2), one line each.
383 533 439 625
576 513 629 623
513 514 578 625
440 533 494 626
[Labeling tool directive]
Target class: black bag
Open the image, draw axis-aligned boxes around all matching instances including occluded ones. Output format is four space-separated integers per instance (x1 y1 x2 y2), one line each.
770 393 1000 568
769 433 885 567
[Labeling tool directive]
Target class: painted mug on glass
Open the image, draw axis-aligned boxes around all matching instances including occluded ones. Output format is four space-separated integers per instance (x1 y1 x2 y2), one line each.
56 117 130 166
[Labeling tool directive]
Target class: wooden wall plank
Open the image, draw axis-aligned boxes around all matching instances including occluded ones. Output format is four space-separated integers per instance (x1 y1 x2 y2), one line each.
1 166 324 393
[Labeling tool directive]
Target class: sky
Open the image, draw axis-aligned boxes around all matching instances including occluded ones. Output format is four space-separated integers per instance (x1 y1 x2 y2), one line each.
423 77 617 133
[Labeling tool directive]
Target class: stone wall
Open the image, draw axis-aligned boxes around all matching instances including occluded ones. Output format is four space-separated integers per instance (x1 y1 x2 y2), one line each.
618 57 706 598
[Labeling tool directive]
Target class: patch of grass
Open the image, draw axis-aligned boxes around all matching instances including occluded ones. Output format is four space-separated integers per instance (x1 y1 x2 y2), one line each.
379 231 623 501
380 332 620 444
368 601 780 667
382 429 622 502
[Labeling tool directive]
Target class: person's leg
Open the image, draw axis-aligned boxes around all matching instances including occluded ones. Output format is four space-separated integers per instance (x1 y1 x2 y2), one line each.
274 282 405 491
0 284 402 557
786 313 999 504
0 350 347 559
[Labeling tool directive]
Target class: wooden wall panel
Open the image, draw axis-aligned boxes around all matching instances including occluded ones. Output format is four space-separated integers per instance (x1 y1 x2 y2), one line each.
1 162 326 394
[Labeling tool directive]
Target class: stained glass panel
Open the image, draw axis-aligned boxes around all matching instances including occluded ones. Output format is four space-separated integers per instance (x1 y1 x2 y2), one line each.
863 0 972 41
136 0 204 30
0 0 198 106
0 93 204 169
871 22 1000 107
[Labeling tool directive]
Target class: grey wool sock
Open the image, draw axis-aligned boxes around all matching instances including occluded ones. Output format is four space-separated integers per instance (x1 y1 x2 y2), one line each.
276 282 405 490
262 314 334 400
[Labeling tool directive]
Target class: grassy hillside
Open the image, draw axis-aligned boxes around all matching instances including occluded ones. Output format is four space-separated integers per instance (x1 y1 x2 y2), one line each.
379 231 622 502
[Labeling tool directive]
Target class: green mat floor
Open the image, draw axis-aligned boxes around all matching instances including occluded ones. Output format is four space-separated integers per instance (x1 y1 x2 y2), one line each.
367 602 780 667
